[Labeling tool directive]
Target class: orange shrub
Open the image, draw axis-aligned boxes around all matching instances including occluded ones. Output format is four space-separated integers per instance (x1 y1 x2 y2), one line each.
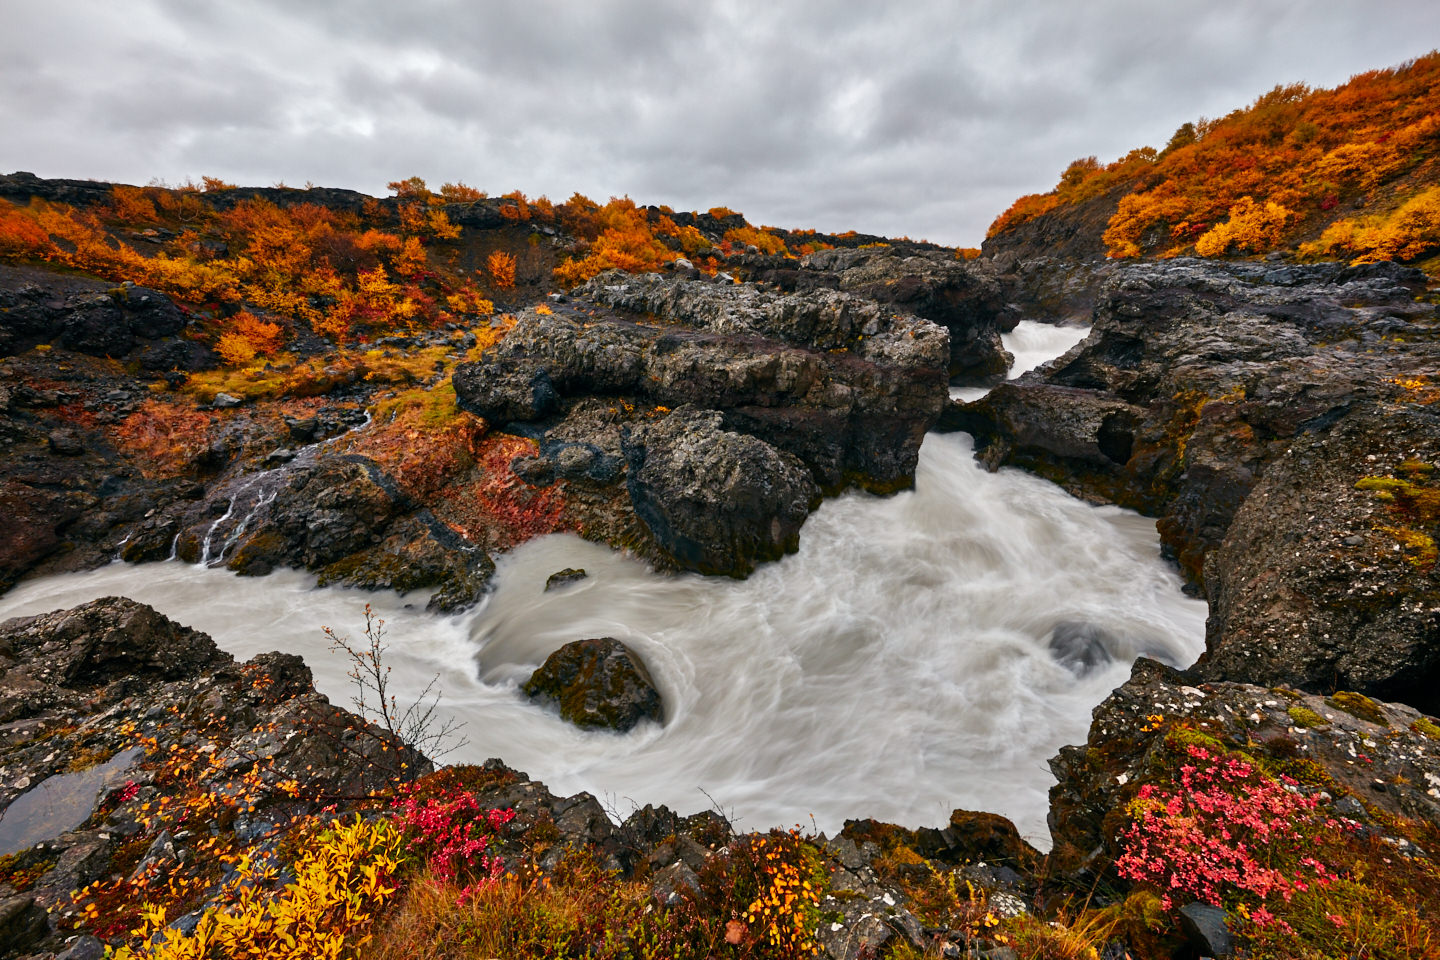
439 182 485 202
110 400 216 477
388 176 430 200
216 311 285 366
110 185 158 223
486 251 516 290
0 200 53 257
723 225 788 256
1194 196 1293 256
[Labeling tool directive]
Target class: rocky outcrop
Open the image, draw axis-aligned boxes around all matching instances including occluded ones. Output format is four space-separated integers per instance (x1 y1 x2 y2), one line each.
957 258 1440 710
453 271 948 576
732 246 1019 381
0 265 191 360
156 456 496 612
1047 658 1440 883
522 637 664 732
0 598 428 955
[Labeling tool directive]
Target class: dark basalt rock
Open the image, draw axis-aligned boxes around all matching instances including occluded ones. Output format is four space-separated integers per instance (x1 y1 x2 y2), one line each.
1178 902 1233 958
736 246 1020 381
523 637 664 732
960 257 1440 710
623 407 818 577
0 265 189 359
452 271 947 577
544 567 588 591
0 597 225 722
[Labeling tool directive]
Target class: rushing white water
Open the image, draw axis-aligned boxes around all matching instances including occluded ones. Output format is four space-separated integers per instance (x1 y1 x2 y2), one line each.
950 321 1091 403
0 321 1206 847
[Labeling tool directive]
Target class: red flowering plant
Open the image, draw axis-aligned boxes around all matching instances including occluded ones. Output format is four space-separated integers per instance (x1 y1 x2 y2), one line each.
392 783 516 901
1115 744 1342 934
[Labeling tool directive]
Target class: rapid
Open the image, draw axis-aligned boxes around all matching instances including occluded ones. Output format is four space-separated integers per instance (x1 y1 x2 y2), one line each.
0 321 1205 846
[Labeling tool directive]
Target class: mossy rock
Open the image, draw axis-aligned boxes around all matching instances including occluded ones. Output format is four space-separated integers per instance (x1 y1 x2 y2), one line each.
1325 691 1389 726
1411 716 1440 740
1287 705 1328 728
522 637 664 733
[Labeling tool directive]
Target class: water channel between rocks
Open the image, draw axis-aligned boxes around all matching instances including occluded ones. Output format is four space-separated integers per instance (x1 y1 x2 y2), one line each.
0 321 1205 847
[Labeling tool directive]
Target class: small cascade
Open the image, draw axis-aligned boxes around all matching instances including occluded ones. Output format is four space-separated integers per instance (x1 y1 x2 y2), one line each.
191 407 370 568
198 473 283 567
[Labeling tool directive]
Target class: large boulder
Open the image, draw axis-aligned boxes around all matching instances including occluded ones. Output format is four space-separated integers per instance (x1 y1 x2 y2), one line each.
522 637 664 732
622 407 817 577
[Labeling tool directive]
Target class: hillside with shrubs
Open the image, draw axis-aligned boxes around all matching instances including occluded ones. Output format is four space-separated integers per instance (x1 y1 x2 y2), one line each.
985 50 1440 271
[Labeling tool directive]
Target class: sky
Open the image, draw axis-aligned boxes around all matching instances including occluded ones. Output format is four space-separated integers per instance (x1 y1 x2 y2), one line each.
2 1 1438 247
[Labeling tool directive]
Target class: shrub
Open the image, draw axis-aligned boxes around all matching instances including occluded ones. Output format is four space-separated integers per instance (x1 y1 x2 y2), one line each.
487 250 517 290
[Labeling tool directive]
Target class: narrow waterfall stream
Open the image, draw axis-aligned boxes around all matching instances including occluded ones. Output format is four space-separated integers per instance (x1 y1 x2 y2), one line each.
0 322 1205 846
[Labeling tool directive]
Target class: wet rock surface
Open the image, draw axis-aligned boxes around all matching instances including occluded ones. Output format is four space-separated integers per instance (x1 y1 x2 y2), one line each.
522 637 664 732
958 258 1440 709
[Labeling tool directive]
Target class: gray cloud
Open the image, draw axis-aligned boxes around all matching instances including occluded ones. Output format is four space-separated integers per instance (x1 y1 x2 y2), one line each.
2 0 1438 245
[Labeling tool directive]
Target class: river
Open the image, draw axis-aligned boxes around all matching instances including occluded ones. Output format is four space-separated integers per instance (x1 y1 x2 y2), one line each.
0 321 1205 846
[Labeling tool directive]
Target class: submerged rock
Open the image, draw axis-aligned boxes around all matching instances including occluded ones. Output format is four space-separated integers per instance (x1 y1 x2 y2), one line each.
522 637 664 732
544 567 588 591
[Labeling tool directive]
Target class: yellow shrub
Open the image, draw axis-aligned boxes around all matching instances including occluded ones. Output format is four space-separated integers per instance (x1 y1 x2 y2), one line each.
1194 196 1293 256
112 815 408 960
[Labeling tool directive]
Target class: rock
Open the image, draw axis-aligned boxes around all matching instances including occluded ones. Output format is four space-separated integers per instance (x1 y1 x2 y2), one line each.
0 597 228 720
650 860 699 906
285 417 319 442
114 285 185 339
1178 902 1233 957
47 429 84 456
544 567 588 591
56 934 107 960
211 392 244 408
622 407 818 576
60 296 132 356
522 637 664 732
0 894 48 955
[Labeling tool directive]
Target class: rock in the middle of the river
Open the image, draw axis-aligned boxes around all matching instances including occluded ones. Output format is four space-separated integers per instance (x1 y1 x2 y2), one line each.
453 270 950 577
523 637 664 732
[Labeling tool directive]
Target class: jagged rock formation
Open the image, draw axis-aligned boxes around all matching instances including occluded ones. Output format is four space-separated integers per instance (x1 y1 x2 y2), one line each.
730 245 1019 381
454 269 949 576
956 257 1440 711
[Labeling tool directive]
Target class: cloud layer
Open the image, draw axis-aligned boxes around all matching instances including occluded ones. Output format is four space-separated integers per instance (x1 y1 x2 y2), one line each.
3 1 1437 245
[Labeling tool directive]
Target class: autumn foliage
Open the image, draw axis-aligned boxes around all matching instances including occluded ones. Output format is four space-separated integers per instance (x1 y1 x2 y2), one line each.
988 51 1440 266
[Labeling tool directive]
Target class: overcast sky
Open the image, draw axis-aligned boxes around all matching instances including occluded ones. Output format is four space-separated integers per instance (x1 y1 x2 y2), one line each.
2 1 1437 246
